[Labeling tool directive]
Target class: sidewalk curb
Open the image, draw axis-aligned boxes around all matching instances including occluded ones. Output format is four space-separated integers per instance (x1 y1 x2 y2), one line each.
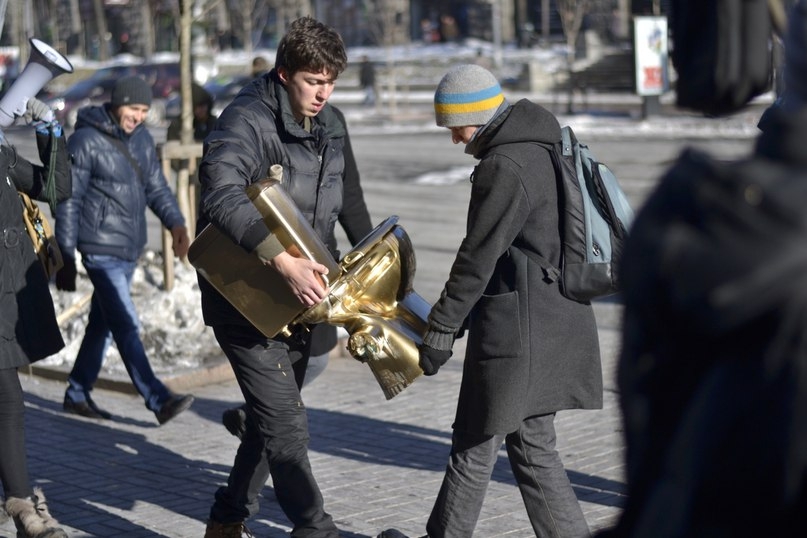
20 337 360 395
20 361 235 395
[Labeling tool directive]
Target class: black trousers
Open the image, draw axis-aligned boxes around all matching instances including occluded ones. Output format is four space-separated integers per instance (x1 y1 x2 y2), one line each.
208 324 338 537
0 367 31 499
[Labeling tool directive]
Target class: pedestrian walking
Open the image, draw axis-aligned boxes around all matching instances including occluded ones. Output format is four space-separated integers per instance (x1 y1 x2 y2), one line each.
379 64 603 538
1 96 71 537
196 17 366 537
219 104 374 439
55 75 194 425
359 55 376 106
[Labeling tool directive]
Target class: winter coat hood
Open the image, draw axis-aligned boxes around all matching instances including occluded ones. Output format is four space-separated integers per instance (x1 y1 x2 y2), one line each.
466 99 561 159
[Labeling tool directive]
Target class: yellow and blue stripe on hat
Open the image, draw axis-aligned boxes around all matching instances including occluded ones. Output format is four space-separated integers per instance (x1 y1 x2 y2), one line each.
434 64 505 127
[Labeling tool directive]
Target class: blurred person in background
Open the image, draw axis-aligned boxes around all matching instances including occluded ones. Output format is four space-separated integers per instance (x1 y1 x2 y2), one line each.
167 83 217 151
359 55 377 106
598 2 807 536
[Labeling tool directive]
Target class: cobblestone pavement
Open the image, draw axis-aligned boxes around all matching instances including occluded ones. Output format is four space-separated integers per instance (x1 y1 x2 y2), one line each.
5 296 624 538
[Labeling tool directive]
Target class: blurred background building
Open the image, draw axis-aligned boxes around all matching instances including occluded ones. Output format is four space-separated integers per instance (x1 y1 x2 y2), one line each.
0 0 672 61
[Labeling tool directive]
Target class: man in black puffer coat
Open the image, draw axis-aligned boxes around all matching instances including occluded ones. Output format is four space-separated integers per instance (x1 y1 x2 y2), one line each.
197 17 369 538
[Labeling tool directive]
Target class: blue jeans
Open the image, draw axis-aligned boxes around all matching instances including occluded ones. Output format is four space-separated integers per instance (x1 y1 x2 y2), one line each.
427 414 590 538
209 324 337 537
66 254 170 412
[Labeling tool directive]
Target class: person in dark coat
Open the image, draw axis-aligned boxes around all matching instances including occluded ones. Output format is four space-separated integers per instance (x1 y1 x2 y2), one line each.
381 64 603 538
598 2 807 536
197 17 367 537
0 97 71 537
54 76 194 425
166 82 217 151
359 55 376 106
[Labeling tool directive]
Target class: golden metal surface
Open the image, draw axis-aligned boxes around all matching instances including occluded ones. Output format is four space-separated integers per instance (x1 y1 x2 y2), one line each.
189 176 340 338
295 217 429 399
189 173 428 399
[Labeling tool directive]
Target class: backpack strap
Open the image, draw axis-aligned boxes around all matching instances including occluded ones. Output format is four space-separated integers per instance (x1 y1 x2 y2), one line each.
510 138 564 284
108 136 144 182
518 246 561 283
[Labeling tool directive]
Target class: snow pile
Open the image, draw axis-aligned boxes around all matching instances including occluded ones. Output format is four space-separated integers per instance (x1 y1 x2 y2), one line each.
45 251 223 377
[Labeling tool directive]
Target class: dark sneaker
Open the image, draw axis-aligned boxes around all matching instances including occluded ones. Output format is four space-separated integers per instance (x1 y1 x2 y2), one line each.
377 530 426 538
155 394 194 425
222 407 247 440
204 520 254 538
63 395 111 419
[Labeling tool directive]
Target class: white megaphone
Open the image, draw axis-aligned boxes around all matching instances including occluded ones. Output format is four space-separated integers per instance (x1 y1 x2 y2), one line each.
0 38 73 128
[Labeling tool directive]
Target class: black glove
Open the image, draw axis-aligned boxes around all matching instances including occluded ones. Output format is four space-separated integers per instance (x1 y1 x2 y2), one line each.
56 257 77 292
418 344 452 376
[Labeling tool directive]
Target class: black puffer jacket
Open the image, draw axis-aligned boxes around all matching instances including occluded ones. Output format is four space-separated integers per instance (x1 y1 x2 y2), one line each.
0 132 71 368
55 105 185 262
197 69 350 327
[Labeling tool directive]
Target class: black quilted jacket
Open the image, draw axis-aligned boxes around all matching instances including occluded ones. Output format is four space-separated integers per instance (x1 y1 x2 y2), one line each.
55 104 185 262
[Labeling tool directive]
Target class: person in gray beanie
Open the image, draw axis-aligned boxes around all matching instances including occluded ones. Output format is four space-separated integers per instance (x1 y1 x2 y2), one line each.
54 74 194 426
379 64 603 538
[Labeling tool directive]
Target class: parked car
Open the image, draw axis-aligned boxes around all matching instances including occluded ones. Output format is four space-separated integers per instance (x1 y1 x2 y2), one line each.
47 60 181 128
165 74 252 120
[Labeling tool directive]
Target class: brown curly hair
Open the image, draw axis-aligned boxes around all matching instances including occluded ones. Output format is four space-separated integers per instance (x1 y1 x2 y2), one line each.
274 16 347 78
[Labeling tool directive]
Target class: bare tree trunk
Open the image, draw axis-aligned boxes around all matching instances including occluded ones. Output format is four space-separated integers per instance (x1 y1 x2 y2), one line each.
141 0 155 58
68 0 83 56
162 0 196 291
557 0 590 65
92 0 108 61
242 0 256 54
364 0 409 116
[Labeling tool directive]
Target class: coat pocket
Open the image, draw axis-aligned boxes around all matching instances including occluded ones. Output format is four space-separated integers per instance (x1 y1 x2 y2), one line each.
468 290 522 359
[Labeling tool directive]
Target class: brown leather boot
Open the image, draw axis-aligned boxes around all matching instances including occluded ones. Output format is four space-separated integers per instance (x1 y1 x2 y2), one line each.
4 487 67 538
203 520 254 538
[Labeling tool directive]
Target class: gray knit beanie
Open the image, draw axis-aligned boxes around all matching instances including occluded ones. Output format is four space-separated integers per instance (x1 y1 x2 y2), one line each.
434 64 504 127
111 76 152 107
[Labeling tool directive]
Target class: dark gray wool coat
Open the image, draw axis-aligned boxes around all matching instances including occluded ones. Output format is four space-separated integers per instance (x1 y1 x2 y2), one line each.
429 99 603 435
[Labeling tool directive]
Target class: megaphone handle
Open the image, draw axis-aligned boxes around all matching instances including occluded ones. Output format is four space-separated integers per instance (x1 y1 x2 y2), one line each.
13 96 29 119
